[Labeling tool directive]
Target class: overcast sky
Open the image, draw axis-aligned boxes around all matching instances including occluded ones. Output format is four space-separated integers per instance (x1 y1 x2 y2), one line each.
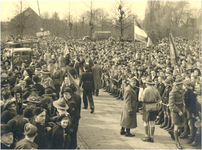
0 0 201 22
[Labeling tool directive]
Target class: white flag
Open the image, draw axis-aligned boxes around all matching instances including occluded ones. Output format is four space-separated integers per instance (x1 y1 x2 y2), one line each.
64 42 69 56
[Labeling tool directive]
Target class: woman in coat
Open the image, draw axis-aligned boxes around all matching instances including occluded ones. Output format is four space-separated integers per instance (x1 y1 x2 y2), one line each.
120 77 138 137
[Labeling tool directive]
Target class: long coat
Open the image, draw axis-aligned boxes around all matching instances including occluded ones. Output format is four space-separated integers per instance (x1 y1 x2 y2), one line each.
120 85 138 128
92 64 102 90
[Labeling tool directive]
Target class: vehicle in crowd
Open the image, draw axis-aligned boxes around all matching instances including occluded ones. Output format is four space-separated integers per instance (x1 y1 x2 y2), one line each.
6 40 39 50
11 48 32 70
4 40 40 59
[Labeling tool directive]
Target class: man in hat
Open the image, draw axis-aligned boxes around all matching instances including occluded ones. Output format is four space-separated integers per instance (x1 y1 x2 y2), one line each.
1 124 14 149
32 75 45 97
168 75 185 149
15 123 38 149
141 77 161 143
120 77 138 137
79 63 95 113
53 98 69 117
40 68 55 90
52 62 64 99
31 107 49 149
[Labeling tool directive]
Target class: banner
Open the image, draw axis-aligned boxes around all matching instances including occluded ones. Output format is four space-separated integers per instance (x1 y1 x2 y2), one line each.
36 31 50 37
36 32 44 37
169 33 178 65
44 31 50 36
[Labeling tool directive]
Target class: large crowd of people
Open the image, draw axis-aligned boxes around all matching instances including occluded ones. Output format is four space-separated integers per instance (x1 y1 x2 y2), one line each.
1 34 201 149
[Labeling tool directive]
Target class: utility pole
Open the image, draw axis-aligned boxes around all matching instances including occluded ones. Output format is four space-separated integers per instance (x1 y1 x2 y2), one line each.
76 8 78 39
37 0 43 28
69 3 71 36
37 0 41 17
89 0 94 39
82 17 84 37
68 2 73 37
20 0 23 37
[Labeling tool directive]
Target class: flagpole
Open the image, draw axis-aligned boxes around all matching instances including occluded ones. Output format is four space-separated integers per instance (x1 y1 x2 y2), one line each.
133 16 136 54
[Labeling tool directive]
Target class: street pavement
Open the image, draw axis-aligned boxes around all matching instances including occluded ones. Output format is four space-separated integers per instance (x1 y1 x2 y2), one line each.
77 89 201 149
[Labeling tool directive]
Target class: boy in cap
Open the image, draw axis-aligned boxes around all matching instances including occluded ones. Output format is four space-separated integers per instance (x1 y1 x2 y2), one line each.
14 123 38 149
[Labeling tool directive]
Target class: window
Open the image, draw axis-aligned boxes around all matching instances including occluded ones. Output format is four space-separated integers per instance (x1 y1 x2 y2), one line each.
22 51 30 55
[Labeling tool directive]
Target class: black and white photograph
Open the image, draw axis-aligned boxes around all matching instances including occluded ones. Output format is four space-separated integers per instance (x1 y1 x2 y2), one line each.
0 0 201 149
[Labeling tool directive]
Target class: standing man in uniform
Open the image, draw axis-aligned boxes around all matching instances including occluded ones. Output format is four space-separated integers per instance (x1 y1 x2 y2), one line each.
79 63 95 113
169 76 185 149
141 77 161 143
92 61 102 96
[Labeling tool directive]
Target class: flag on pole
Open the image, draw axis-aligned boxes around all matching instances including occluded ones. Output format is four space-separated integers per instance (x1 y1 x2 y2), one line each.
146 37 153 47
169 33 178 65
134 19 152 46
64 42 69 56
67 71 81 95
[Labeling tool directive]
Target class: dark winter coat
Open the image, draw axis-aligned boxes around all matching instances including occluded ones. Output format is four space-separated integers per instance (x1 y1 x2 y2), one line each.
71 93 81 118
51 125 71 149
120 85 138 128
92 64 102 90
32 121 49 149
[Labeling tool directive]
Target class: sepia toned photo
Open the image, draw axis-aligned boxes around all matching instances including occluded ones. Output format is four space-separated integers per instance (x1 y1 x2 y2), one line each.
0 0 201 149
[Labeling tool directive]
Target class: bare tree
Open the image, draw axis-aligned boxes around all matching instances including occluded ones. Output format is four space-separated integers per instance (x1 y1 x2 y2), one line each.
41 11 50 19
51 12 60 35
111 0 133 37
82 0 99 39
9 0 30 37
93 8 110 31
144 0 200 39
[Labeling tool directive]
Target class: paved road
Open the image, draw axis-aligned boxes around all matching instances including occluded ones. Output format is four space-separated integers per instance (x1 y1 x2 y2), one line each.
77 89 200 149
